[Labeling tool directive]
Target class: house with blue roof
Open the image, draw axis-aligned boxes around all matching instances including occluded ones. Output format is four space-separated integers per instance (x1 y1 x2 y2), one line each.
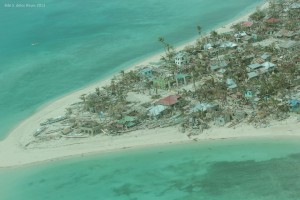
289 99 300 112
189 102 218 114
247 63 262 72
175 73 190 86
210 61 228 71
226 78 237 89
139 67 153 78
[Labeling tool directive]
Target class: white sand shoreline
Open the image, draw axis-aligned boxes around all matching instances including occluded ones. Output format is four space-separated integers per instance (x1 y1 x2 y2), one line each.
1 120 300 169
2 1 296 169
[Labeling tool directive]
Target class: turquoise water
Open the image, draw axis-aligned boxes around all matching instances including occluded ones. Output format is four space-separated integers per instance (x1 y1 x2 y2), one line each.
0 0 263 139
1 138 300 200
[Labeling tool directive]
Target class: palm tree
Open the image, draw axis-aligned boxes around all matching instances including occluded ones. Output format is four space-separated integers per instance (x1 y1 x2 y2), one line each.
120 70 125 77
197 25 202 36
80 94 87 111
80 94 86 103
110 78 117 95
158 37 175 62
145 80 152 95
210 30 219 41
191 71 196 89
95 87 100 96
86 94 99 112
158 37 167 54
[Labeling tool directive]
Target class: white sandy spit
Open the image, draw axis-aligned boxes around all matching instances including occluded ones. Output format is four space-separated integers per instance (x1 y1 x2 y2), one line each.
3 2 298 169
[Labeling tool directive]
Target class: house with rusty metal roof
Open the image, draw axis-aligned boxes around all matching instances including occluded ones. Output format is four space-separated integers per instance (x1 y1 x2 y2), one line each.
156 94 181 106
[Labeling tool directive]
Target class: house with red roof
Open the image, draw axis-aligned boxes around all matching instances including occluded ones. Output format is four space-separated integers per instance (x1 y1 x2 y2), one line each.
242 21 253 27
266 18 280 23
156 94 181 106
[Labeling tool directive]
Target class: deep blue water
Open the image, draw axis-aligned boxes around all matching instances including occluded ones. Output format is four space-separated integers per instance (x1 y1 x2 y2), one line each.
0 0 263 139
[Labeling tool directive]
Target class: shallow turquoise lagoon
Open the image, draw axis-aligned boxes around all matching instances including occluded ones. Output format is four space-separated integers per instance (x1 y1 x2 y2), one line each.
0 0 263 139
1 138 300 200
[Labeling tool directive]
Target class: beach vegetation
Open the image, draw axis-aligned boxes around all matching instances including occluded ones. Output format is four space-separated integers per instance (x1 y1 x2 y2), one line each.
250 8 266 21
33 0 300 140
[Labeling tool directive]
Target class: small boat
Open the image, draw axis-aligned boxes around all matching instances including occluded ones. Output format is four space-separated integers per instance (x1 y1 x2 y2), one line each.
40 116 67 126
34 126 47 137
31 42 39 46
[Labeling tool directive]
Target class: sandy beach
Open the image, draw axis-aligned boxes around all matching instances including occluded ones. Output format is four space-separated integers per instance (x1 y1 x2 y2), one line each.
3 1 299 169
1 114 300 168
